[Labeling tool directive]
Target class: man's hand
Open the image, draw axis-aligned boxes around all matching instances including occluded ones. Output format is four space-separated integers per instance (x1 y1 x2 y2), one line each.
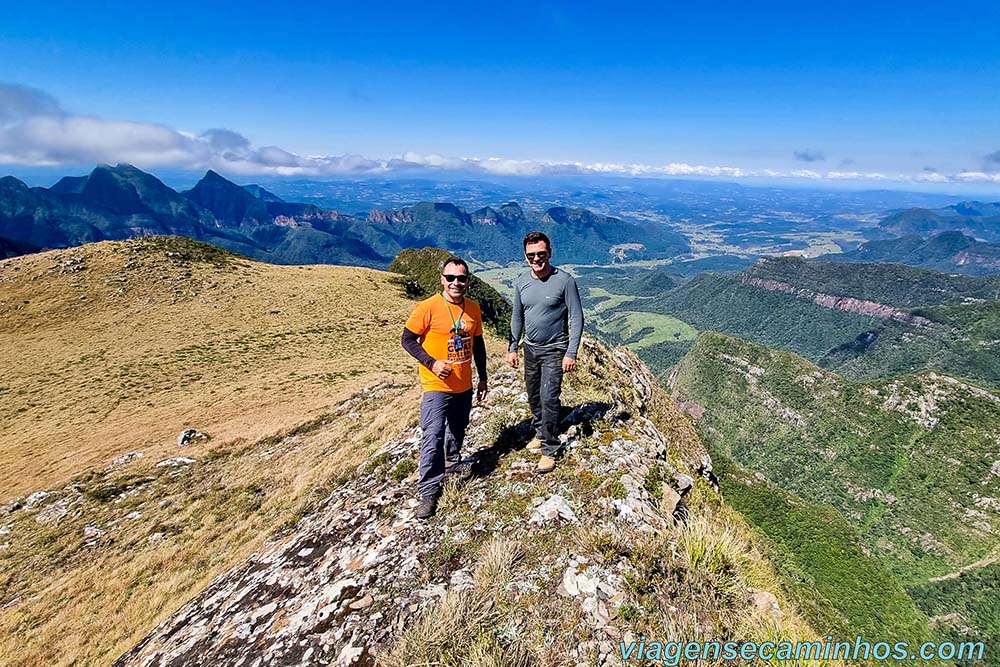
477 379 489 403
506 351 519 369
431 360 453 379
562 356 577 373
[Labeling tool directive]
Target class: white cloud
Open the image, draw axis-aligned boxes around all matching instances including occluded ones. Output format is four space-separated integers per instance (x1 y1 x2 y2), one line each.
915 171 949 183
954 171 1000 184
826 171 890 180
1 82 998 187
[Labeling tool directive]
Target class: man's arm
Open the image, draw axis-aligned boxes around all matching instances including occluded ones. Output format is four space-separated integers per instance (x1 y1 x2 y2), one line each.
508 282 523 352
473 334 489 401
472 334 488 383
507 280 523 368
401 327 436 370
564 276 584 359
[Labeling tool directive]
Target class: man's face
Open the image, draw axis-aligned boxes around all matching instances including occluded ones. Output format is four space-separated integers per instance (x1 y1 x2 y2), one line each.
440 262 471 300
524 240 551 273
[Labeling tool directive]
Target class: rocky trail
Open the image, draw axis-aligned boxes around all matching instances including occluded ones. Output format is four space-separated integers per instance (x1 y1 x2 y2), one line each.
112 341 716 667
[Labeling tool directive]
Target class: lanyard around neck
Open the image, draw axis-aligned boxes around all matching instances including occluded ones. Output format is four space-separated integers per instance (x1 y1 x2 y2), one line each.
439 292 466 333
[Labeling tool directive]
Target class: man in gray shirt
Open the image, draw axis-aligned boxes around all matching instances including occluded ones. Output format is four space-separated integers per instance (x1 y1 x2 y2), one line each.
506 231 584 473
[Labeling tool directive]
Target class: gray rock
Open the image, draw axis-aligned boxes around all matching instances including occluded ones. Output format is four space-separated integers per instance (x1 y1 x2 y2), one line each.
156 457 197 468
674 473 695 494
24 491 51 509
111 451 145 466
348 595 374 611
660 483 682 517
528 495 578 525
178 429 208 446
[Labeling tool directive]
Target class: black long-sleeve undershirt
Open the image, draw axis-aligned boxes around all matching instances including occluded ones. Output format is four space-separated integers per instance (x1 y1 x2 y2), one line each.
401 327 435 369
472 334 487 383
401 327 488 383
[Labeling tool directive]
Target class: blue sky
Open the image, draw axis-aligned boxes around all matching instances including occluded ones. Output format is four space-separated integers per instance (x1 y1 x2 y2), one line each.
2 1 1000 189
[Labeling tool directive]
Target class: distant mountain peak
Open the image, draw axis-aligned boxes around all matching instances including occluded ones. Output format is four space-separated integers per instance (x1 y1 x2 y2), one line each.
183 170 269 225
0 175 30 190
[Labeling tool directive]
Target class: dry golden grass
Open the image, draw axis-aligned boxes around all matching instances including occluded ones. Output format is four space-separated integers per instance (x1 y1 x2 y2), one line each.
0 238 418 498
1 382 422 667
664 486 849 666
384 540 531 667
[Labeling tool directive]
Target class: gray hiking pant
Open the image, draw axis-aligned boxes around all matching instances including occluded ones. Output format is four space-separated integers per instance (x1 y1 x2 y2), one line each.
417 389 473 498
524 344 565 456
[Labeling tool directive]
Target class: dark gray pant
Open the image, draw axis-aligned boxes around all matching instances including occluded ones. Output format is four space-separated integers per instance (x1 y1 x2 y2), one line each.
524 344 565 456
417 389 473 498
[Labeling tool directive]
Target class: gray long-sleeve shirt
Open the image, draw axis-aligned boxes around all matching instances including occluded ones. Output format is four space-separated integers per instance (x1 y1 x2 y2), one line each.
508 267 584 358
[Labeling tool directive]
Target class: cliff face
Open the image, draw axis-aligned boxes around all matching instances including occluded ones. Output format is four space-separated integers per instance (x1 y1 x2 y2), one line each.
742 276 934 326
112 340 815 667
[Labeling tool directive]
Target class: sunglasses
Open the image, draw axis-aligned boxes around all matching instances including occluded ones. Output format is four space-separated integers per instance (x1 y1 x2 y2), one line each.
525 251 548 260
442 273 470 283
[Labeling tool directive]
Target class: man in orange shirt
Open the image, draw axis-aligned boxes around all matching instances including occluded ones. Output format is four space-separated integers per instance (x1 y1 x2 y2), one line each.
401 256 488 519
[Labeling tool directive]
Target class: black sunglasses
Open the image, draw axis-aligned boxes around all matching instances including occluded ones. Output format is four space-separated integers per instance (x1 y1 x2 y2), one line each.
442 273 470 283
525 251 548 259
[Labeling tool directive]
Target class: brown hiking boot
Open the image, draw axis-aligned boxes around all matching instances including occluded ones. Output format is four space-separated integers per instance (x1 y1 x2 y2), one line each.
526 437 543 453
415 495 438 520
537 455 556 474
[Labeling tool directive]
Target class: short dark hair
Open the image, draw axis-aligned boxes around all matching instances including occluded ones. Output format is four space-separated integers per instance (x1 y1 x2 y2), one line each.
441 255 469 274
523 231 551 252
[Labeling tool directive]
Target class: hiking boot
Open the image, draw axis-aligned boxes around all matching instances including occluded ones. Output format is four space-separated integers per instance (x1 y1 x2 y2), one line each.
537 455 556 474
445 459 473 476
526 437 543 453
415 494 438 520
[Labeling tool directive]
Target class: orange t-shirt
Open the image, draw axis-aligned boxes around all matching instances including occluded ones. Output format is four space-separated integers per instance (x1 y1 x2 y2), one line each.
405 294 483 393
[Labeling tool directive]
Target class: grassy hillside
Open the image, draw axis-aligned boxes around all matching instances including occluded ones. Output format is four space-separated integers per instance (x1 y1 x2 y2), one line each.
0 236 445 666
907 563 1000 667
626 261 1000 387
636 272 878 360
673 332 1000 581
714 455 934 643
822 301 1000 385
0 236 424 498
671 332 1000 661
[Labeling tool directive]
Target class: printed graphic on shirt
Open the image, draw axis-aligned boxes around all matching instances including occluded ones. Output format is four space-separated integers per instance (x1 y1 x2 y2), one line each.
447 318 473 365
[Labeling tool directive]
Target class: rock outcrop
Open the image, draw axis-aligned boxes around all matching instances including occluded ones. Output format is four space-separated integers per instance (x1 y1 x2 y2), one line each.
113 340 711 667
743 276 934 326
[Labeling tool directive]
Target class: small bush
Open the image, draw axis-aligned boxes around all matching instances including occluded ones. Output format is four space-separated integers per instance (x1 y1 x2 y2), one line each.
606 479 627 500
644 463 666 499
390 459 417 482
617 603 641 622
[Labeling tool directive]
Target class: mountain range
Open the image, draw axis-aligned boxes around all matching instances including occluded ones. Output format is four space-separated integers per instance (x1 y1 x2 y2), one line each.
818 231 1000 275
880 201 1000 242
0 164 690 267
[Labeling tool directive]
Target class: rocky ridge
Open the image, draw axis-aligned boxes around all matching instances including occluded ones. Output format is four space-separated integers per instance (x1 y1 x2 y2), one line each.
109 340 799 667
